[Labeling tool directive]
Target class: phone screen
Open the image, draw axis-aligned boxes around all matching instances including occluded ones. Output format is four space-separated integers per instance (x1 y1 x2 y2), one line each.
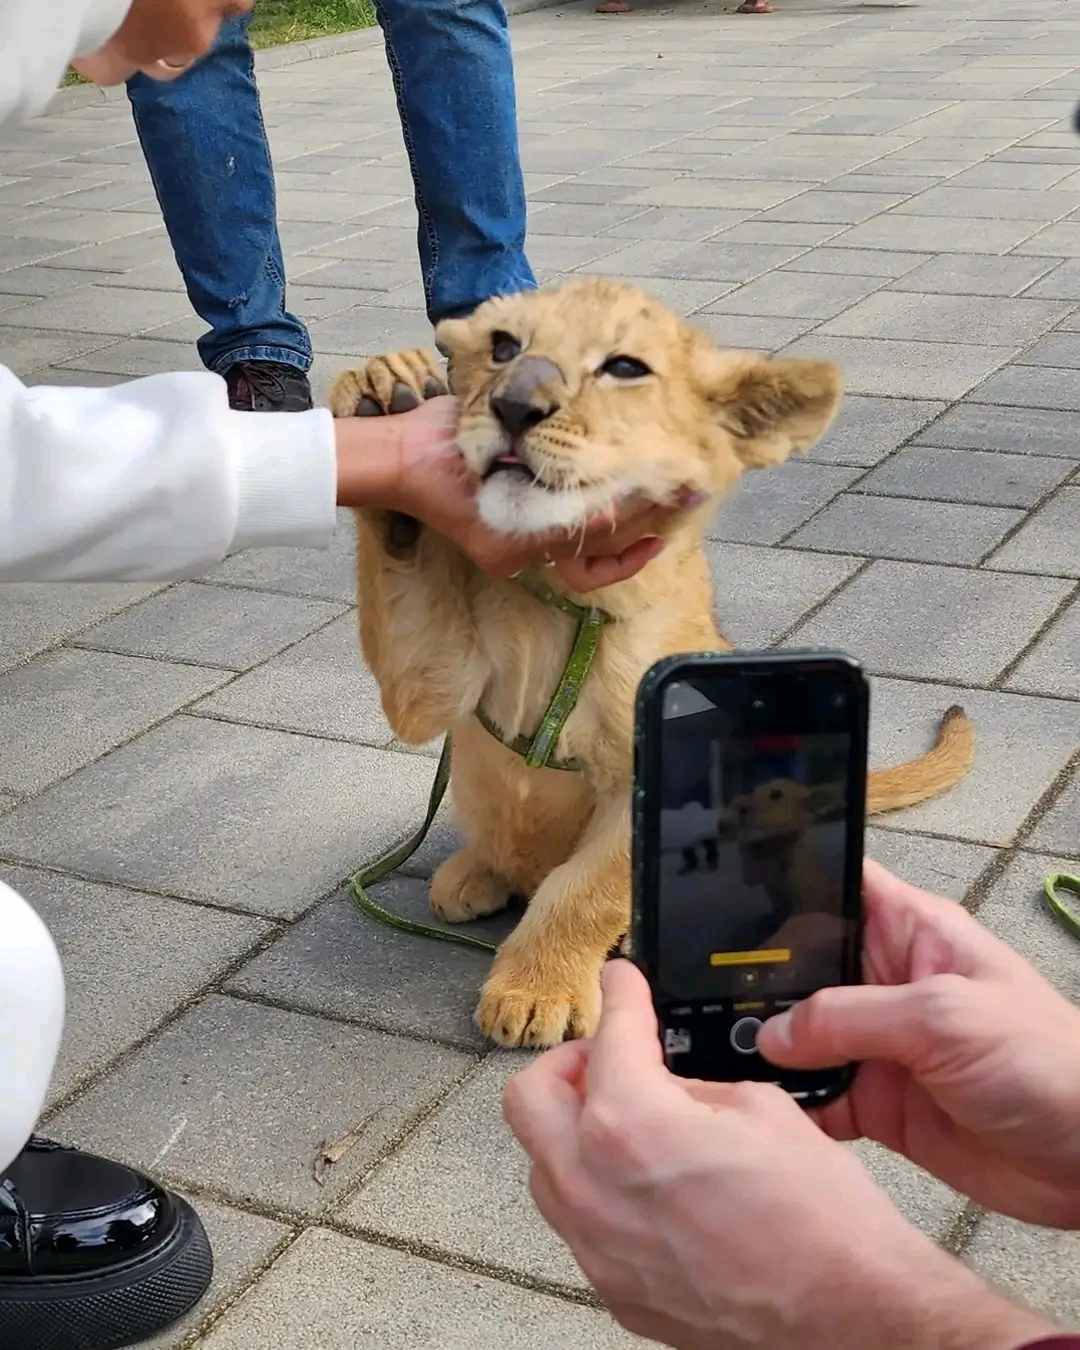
637 656 866 1099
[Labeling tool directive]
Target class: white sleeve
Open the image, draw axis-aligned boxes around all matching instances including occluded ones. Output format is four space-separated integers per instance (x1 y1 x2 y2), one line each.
0 0 132 125
0 365 338 582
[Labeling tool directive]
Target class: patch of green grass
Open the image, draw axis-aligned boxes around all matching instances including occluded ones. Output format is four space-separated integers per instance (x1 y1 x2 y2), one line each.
63 0 377 85
248 0 377 46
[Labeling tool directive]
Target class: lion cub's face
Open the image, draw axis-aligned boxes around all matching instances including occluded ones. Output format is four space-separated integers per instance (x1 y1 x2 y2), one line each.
435 278 843 538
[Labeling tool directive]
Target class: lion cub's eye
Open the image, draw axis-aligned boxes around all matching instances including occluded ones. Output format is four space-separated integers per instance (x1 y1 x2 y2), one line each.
491 332 521 364
600 355 652 380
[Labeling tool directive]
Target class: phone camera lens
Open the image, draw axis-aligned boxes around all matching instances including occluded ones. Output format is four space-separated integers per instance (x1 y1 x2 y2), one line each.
833 693 846 708
751 698 766 711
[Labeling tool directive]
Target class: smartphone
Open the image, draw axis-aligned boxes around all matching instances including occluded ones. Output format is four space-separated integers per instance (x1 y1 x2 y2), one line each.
631 650 868 1105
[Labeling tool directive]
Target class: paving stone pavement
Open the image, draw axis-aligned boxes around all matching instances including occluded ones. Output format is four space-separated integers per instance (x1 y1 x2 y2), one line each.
2 0 1080 1343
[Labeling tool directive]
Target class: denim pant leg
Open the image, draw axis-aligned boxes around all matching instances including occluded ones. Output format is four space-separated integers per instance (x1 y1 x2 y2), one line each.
375 0 536 323
127 15 312 374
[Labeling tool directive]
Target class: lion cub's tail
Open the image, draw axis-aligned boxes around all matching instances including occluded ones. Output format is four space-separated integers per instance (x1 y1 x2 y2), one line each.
865 705 974 816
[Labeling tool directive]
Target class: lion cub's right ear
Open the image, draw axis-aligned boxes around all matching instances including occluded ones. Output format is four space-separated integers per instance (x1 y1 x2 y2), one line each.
697 346 843 470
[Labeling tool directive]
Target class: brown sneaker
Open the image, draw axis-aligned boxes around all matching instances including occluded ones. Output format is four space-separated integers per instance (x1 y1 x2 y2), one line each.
225 360 313 413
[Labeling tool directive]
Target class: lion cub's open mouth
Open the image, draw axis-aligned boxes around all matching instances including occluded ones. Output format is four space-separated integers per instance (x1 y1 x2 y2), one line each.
483 447 547 488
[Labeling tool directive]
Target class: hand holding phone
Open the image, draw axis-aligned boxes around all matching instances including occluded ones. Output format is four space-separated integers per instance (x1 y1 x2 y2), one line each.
631 650 868 1104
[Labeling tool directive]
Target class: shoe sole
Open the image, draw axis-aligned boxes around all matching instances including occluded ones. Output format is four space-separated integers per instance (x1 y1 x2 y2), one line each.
0 1196 213 1350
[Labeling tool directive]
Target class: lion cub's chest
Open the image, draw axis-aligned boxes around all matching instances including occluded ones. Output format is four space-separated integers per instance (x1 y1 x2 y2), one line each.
470 589 580 747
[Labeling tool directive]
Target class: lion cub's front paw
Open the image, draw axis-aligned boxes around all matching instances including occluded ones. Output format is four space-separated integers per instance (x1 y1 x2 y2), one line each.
475 957 602 1048
430 849 512 924
328 349 447 419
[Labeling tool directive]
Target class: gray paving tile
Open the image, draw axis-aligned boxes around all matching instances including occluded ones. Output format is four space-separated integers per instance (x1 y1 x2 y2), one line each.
916 403 1080 459
780 335 1016 400
305 306 428 357
816 292 1069 346
1021 258 1080 299
868 678 1080 845
714 221 844 248
588 237 806 283
862 829 996 901
140 1194 289 1350
78 583 344 672
623 178 814 211
692 313 814 352
891 186 1080 221
0 263 110 297
0 649 226 795
828 215 1043 254
966 1213 1080 1327
197 1229 646 1349
194 613 392 746
706 461 861 545
786 561 1071 683
40 231 173 273
704 542 861 646
702 270 885 320
758 190 907 224
59 336 201 377
1014 222 1080 256
0 284 191 335
1025 768 1080 858
226 876 514 1051
0 718 437 918
0 581 163 673
344 1053 584 1281
888 253 1062 297
0 324 117 376
601 207 746 242
973 363 1080 411
1016 333 1080 367
1 864 268 1103
1005 593 1080 700
616 274 736 315
790 494 1023 564
856 444 1073 507
976 849 1080 1001
949 161 1080 190
49 995 472 1213
201 510 358 603
806 395 946 468
986 489 1080 577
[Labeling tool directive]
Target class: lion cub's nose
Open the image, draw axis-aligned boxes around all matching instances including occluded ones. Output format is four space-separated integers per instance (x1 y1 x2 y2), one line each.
490 356 562 436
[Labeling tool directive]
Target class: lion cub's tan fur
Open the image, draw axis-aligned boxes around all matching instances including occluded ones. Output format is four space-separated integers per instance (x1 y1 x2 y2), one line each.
330 279 974 1049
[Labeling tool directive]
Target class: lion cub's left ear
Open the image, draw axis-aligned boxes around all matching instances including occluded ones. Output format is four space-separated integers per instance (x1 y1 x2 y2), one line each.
701 350 843 470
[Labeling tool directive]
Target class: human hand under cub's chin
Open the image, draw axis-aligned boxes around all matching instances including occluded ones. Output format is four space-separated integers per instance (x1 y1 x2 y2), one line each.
335 396 704 592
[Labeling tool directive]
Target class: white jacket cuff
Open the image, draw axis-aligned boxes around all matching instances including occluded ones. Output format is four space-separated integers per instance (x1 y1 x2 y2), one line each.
230 406 338 552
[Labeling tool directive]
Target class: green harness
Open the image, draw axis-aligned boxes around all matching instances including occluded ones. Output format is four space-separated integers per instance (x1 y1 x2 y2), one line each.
349 573 612 949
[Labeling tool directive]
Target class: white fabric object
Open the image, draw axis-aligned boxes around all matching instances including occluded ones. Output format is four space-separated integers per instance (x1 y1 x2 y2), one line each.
0 882 64 1171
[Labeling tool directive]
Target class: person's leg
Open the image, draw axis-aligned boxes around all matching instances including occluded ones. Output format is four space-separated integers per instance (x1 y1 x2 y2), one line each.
0 881 63 1172
375 0 536 323
126 14 313 380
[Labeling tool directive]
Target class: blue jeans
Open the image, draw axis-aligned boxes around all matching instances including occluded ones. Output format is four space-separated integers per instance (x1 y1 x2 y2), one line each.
128 7 535 375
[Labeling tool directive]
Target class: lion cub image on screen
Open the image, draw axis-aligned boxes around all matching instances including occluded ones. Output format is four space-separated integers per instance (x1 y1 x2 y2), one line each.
657 681 851 1004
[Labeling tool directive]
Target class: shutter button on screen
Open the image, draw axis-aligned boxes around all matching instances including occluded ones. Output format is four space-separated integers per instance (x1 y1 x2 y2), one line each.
730 1016 763 1055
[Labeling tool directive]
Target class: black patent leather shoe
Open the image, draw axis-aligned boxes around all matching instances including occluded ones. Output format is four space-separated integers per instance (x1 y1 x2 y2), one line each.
0 1136 212 1350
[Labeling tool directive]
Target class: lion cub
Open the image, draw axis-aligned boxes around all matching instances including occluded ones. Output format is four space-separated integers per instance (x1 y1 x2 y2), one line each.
330 279 973 1049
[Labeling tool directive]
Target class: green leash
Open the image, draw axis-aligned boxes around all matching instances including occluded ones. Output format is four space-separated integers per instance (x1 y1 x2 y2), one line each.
1043 872 1080 942
349 736 499 953
348 574 612 951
